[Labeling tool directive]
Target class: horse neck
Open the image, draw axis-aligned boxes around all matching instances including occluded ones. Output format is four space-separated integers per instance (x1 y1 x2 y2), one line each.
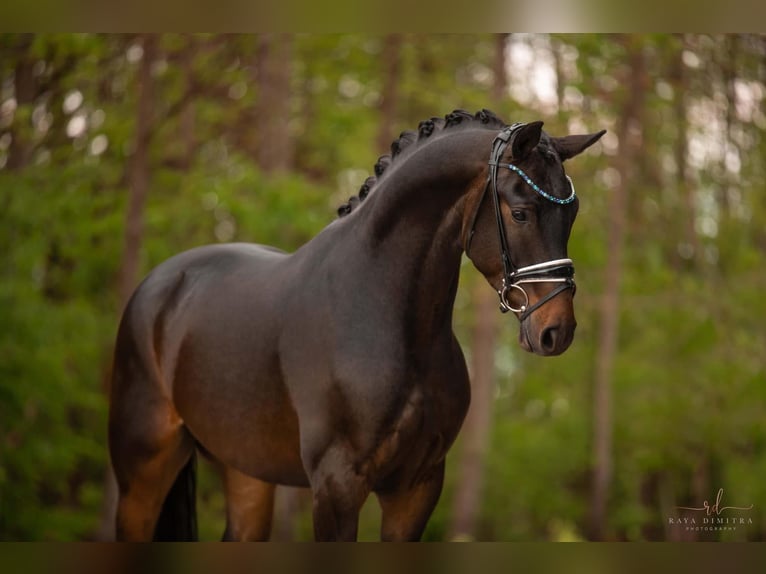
348 128 492 337
364 129 489 241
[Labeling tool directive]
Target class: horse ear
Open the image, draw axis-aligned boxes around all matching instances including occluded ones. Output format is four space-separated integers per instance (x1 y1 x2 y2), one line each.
551 130 607 162
511 121 544 160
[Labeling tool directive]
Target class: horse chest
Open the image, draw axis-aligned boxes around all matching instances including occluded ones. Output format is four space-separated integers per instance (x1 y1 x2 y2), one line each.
367 367 470 488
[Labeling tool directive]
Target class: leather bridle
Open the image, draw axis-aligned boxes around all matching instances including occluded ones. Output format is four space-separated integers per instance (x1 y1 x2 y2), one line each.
465 124 577 320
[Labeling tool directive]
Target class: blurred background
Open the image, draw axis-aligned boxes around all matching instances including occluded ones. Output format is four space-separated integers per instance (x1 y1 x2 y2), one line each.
0 33 764 541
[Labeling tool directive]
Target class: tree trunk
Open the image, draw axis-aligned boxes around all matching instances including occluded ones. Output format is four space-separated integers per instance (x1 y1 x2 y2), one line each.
271 486 311 541
448 285 499 540
117 34 157 308
6 34 36 171
720 35 739 220
448 33 508 541
255 34 293 173
588 35 646 540
179 35 197 170
96 34 158 540
551 36 565 115
377 34 403 153
670 34 702 269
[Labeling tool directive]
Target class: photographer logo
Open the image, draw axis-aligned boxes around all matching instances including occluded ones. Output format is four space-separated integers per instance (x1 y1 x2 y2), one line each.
668 488 753 532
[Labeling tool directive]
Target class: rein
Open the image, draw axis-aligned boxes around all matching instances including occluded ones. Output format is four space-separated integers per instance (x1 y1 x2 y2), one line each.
465 124 577 320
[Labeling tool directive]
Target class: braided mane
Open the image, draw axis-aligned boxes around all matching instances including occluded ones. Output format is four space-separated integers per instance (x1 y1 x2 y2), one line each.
336 109 507 217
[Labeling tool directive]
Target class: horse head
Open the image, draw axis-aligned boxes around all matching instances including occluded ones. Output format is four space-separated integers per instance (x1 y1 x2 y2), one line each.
464 121 605 356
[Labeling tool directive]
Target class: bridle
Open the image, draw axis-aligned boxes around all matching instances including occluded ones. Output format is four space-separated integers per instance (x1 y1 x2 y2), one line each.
466 124 577 320
465 123 577 321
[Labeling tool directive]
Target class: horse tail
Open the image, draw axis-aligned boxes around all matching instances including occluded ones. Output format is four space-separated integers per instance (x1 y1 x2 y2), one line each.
153 451 198 541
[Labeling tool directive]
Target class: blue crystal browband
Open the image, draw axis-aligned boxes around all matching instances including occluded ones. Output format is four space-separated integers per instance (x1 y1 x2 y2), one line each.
499 163 576 205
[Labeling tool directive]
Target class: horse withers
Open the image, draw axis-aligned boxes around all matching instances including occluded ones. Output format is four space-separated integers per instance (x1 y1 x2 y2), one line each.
108 109 605 541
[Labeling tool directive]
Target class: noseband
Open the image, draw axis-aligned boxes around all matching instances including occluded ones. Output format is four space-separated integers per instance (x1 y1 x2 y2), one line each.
465 124 577 320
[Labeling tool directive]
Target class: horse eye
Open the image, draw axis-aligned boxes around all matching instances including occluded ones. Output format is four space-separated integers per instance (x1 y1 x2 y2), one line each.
512 210 527 222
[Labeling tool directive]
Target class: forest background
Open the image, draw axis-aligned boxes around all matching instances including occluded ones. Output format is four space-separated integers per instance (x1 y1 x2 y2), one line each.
1 33 764 541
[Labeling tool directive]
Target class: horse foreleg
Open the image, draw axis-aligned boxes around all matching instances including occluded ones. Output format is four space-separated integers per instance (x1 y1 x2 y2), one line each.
220 466 276 541
376 461 445 541
308 443 370 541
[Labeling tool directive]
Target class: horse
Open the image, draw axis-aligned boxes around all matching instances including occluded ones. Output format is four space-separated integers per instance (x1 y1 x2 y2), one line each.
108 109 605 541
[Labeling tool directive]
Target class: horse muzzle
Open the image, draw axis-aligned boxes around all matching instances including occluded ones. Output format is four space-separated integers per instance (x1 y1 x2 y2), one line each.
505 258 577 356
520 313 577 356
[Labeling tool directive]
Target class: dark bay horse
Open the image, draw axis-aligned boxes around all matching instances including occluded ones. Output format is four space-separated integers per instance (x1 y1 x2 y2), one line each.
109 109 605 541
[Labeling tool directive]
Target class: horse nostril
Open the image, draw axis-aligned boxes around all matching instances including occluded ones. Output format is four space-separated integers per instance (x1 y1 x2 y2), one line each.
541 326 559 353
